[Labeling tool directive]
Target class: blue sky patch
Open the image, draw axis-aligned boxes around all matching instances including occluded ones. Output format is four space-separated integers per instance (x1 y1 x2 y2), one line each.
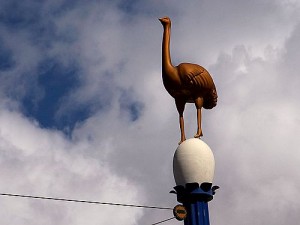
119 89 144 122
21 58 85 131
0 1 78 49
0 41 15 70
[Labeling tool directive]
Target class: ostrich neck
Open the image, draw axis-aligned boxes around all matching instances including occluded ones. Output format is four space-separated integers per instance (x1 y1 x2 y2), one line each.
162 25 176 75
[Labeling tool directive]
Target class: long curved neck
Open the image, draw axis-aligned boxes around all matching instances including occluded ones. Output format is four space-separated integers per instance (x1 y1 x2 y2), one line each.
162 24 175 74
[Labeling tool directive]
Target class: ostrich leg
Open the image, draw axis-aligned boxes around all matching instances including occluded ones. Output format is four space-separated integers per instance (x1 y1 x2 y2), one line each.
194 97 204 138
175 98 186 145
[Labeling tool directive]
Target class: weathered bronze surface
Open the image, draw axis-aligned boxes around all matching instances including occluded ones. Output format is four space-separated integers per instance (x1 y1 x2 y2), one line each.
159 17 218 144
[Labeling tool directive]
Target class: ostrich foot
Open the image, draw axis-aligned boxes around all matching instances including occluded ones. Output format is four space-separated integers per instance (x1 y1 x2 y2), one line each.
178 138 186 145
194 131 203 138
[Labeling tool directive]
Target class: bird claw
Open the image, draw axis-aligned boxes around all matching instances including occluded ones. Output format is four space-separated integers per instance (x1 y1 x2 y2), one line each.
194 132 203 138
178 138 186 145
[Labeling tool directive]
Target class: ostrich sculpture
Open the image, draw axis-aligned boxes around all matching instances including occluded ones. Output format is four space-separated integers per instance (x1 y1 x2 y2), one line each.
159 17 218 144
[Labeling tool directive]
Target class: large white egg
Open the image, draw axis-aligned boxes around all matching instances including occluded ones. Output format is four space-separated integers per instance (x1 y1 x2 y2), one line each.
173 138 215 186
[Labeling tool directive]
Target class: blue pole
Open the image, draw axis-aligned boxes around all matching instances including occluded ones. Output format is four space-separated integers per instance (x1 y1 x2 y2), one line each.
172 182 218 225
184 200 210 225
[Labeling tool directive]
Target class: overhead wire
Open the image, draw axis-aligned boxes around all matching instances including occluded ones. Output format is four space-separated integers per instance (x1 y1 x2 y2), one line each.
151 217 175 225
0 193 172 210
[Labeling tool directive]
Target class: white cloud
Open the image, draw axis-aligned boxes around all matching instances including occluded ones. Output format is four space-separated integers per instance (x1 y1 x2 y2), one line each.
0 108 144 225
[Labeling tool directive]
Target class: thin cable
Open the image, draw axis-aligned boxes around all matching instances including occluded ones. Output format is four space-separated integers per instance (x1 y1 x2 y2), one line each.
151 217 175 225
0 193 172 210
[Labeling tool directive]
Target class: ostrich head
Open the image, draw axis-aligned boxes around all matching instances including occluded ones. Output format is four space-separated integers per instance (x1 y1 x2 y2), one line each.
159 17 171 27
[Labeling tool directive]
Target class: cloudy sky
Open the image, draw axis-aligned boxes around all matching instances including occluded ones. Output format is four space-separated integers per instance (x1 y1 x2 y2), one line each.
0 0 300 224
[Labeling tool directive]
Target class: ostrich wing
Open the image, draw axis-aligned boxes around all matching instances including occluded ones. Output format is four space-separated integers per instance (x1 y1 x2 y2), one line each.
177 63 214 89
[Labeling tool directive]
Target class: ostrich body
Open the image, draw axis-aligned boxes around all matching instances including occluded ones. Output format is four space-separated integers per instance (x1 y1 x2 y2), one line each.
159 17 218 144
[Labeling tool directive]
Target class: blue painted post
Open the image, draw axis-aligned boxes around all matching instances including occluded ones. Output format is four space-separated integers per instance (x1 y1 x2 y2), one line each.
184 200 210 225
173 183 218 225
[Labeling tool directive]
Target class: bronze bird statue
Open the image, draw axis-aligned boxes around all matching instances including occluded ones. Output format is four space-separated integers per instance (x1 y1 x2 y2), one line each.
159 17 218 144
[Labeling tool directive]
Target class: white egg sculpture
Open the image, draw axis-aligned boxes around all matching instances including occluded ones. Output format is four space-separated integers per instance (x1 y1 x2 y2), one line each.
173 138 215 186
